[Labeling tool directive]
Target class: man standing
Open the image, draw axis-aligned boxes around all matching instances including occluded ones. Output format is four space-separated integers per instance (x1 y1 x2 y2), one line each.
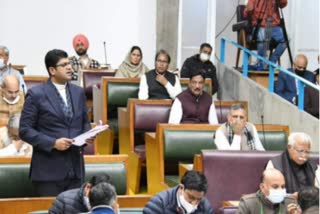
214 104 265 150
237 169 296 213
19 49 94 196
143 170 213 214
244 0 288 70
0 74 25 126
138 50 182 100
168 71 218 124
0 46 26 91
266 132 319 194
181 43 219 95
277 54 314 105
70 34 100 70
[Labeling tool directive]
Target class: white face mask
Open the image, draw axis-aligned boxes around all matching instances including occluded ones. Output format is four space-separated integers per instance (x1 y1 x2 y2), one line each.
0 58 5 69
3 95 20 105
200 53 210 62
267 188 287 204
179 192 198 214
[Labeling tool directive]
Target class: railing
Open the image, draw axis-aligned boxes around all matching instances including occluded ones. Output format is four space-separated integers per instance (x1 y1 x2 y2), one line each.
220 36 319 110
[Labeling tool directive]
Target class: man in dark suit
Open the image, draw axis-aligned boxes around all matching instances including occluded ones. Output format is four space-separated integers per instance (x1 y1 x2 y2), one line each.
304 69 319 118
19 49 94 196
276 54 314 104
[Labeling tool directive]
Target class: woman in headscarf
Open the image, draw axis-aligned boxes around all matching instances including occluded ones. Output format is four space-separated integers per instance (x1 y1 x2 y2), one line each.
115 46 149 78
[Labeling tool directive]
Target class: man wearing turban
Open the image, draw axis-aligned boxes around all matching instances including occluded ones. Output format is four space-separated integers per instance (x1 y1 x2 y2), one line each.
70 34 100 73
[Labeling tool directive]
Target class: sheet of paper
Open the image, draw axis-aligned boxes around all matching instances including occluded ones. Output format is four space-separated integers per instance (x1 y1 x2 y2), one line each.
72 124 109 146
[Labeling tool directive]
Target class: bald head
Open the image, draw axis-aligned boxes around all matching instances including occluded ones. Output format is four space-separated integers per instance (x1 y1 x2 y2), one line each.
294 54 308 70
260 169 286 197
1 74 20 101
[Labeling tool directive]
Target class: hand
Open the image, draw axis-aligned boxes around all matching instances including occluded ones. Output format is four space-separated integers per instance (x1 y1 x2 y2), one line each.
13 140 24 152
54 138 73 151
85 136 96 145
156 74 168 86
287 203 302 214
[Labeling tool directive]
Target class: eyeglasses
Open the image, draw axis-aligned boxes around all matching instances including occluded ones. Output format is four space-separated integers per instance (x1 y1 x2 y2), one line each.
294 147 310 155
56 62 71 68
156 59 169 64
231 115 245 120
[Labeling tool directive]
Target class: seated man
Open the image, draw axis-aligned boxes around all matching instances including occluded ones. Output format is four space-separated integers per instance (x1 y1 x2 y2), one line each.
0 113 32 156
143 170 213 214
214 103 265 150
237 169 296 214
276 54 314 105
0 46 27 92
89 182 119 214
168 71 218 124
266 132 319 194
304 69 319 118
0 74 25 126
138 49 182 100
287 187 319 214
180 43 219 95
49 173 111 214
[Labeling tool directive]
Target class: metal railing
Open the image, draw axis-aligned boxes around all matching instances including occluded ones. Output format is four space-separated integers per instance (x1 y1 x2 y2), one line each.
220 36 319 110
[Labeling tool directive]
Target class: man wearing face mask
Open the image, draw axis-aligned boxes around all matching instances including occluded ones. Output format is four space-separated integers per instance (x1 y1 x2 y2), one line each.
276 54 314 105
49 173 111 214
0 74 25 126
237 168 296 214
214 103 265 150
266 132 319 194
0 46 26 92
143 170 213 214
168 71 218 124
181 43 219 95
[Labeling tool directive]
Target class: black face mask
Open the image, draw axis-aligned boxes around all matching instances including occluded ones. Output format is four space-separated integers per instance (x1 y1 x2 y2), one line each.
295 69 305 76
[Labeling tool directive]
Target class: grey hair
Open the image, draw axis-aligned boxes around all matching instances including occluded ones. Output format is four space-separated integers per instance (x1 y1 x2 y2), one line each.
229 103 246 113
7 113 21 129
0 73 20 88
0 45 9 57
89 182 116 207
288 132 312 146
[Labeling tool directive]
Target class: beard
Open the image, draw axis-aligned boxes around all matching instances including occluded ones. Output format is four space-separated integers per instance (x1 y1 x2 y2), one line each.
76 48 87 56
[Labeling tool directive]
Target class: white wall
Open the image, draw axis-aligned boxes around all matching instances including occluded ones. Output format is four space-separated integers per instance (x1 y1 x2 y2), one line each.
0 0 156 76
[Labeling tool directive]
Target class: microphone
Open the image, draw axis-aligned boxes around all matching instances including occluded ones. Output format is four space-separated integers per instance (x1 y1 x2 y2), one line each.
103 41 107 65
219 100 223 123
8 63 12 73
261 115 266 146
22 84 25 97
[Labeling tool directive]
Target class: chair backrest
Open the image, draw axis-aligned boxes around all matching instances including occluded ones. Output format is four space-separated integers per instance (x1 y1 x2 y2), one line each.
158 124 219 162
236 5 246 22
0 155 128 197
214 101 248 123
101 78 140 123
201 150 281 210
23 76 48 90
83 70 115 100
255 125 289 151
180 78 212 95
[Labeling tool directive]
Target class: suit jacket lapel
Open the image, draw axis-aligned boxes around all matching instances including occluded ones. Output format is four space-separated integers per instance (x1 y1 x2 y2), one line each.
44 80 69 124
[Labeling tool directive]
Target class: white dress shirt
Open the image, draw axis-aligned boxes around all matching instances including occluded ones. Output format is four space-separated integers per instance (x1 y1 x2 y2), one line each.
52 82 68 106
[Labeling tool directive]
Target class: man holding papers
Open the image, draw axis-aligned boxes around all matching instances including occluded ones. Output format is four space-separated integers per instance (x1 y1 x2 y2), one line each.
19 49 95 196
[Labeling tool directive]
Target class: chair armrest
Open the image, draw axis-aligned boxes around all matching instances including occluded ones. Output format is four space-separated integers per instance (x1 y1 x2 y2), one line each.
232 20 249 32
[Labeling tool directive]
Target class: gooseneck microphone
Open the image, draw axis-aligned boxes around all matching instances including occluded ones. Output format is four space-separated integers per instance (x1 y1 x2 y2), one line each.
103 41 107 65
261 115 266 146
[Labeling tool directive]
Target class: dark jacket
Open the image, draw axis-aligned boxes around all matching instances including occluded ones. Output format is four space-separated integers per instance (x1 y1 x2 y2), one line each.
143 186 214 214
181 54 219 95
90 206 115 214
146 69 176 99
304 85 319 118
49 183 89 214
276 69 314 103
19 80 90 182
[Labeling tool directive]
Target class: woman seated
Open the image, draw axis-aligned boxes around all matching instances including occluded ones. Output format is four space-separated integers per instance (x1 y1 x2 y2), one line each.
115 46 149 78
0 113 32 156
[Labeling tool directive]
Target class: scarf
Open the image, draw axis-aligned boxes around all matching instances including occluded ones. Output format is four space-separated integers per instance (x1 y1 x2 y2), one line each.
116 51 149 78
280 150 316 193
226 122 255 150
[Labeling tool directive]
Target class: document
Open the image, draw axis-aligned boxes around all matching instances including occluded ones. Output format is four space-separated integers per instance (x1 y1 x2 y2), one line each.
72 124 109 146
